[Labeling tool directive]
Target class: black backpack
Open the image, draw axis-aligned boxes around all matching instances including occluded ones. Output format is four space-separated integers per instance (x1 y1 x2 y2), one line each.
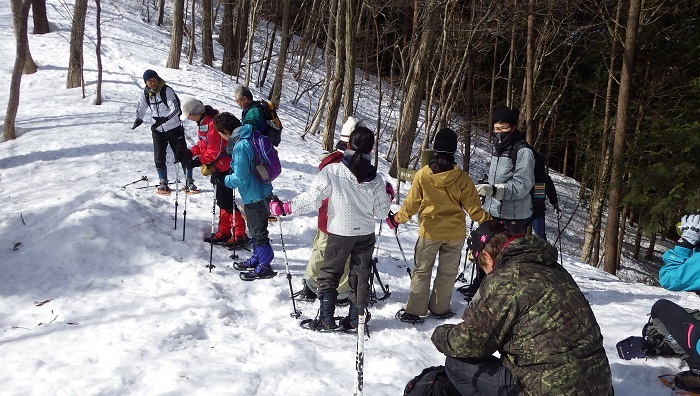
403 365 460 396
145 84 181 113
506 139 553 206
251 100 283 147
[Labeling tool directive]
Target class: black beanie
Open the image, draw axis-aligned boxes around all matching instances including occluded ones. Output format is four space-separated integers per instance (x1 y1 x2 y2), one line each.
492 106 518 126
143 69 159 82
433 128 458 154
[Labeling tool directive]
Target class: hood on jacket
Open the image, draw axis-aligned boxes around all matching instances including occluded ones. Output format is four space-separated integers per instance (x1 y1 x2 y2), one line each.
227 124 254 154
497 235 560 269
341 150 377 182
425 165 462 188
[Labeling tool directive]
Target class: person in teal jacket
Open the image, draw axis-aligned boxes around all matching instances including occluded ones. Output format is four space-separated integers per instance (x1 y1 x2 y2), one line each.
660 214 700 291
214 112 275 281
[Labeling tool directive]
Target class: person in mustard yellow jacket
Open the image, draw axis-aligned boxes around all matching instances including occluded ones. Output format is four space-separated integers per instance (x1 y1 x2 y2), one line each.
387 128 491 323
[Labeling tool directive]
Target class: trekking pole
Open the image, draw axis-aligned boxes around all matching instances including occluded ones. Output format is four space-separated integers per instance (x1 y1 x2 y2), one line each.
369 221 390 304
556 207 563 265
182 181 188 241
207 184 217 272
390 212 412 276
272 195 302 318
174 163 180 230
231 188 239 261
457 218 476 283
121 175 147 188
354 313 366 396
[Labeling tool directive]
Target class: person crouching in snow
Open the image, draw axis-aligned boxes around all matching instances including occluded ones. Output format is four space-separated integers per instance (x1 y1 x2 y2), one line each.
214 113 275 281
180 98 250 248
270 125 392 331
387 128 491 324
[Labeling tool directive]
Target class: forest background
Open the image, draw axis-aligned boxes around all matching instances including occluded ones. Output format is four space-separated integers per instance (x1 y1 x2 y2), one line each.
4 0 700 279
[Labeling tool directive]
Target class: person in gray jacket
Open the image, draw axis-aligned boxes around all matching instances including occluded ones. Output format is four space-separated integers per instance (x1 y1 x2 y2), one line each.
131 69 193 194
476 106 534 234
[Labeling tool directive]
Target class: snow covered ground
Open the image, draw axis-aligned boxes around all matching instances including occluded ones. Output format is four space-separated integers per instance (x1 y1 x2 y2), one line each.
0 1 697 395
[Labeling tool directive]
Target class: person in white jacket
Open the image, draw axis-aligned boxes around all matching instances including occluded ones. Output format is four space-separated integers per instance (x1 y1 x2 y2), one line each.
270 125 392 331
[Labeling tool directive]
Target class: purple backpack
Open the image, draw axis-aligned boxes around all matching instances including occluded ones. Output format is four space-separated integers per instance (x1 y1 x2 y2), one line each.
250 130 281 184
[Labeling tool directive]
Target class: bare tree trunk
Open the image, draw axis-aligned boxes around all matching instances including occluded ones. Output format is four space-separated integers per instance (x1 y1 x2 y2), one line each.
342 0 359 118
166 0 184 69
581 0 622 265
4 0 31 141
632 223 642 260
302 0 337 137
157 0 165 26
524 0 535 143
221 0 234 75
31 0 50 34
644 233 656 261
270 0 291 104
66 0 88 88
232 0 250 78
389 0 442 178
201 0 213 66
506 0 516 107
616 205 627 270
322 0 345 152
94 0 102 105
187 0 195 64
603 0 642 275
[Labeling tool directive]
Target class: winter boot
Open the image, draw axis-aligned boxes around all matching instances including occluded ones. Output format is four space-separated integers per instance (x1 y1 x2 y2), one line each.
341 301 371 330
204 210 232 244
293 279 318 302
313 290 338 331
225 234 251 249
184 178 199 194
156 178 171 195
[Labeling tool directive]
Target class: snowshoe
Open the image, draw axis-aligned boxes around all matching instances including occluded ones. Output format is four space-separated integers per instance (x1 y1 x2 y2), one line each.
232 258 258 271
659 370 700 395
239 265 277 281
204 231 231 245
224 235 251 250
300 317 344 333
183 179 200 194
431 310 456 320
340 311 372 332
156 179 171 195
616 336 647 360
267 216 278 223
395 309 424 324
292 283 318 303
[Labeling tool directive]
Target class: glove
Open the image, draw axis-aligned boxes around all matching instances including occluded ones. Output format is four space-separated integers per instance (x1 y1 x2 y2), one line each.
554 204 562 219
385 182 395 202
153 116 167 127
269 200 292 216
131 118 143 130
210 172 223 185
476 184 493 197
386 212 399 230
201 163 213 176
680 214 700 246
189 157 202 169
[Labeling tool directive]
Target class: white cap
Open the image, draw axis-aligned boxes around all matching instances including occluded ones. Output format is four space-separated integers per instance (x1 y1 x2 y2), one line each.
340 116 357 143
180 97 205 121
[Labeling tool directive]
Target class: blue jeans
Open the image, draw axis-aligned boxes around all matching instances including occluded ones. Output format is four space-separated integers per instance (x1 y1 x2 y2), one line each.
444 356 519 396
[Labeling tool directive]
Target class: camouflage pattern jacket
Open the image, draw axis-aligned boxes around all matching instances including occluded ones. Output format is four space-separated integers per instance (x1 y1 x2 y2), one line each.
431 236 612 395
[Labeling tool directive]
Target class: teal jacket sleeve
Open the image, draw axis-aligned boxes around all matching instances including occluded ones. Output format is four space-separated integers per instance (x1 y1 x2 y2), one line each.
660 245 700 291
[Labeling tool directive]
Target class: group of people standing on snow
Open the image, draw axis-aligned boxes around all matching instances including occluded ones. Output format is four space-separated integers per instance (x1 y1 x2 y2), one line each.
130 69 629 395
131 70 272 280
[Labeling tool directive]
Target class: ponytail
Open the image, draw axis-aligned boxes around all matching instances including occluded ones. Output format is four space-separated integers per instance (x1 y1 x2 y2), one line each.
347 126 375 183
429 153 456 174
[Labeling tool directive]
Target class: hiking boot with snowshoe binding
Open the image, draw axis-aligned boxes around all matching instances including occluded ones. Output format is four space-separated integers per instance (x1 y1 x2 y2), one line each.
156 179 171 195
431 310 456 320
239 264 277 281
224 234 251 250
204 231 231 244
396 309 424 324
340 301 371 331
292 280 318 302
183 178 199 194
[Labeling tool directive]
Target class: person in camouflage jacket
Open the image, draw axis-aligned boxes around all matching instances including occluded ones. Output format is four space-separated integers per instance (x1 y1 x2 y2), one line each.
431 221 612 395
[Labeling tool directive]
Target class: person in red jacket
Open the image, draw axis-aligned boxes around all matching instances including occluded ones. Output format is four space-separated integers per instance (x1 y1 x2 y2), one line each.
180 97 249 247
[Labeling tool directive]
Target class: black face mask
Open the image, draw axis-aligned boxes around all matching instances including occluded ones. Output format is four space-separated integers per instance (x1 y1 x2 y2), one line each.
495 131 514 143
